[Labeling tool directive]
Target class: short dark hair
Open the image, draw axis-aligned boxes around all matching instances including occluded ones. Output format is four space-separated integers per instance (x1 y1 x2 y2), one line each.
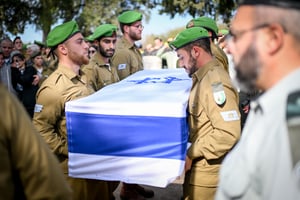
183 37 212 55
13 36 21 44
11 52 25 63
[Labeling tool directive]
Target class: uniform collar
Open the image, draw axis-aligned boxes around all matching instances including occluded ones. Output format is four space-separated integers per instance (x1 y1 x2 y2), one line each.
57 65 85 80
91 52 111 67
120 36 136 49
192 59 220 82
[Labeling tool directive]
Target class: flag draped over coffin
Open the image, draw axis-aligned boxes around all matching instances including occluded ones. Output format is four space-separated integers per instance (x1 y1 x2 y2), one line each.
66 68 192 187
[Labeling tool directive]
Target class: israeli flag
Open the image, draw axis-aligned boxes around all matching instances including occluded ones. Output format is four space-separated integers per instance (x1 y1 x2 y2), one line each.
66 68 192 187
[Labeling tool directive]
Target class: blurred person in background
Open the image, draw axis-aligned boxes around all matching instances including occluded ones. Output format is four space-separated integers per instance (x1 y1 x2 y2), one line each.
0 37 16 94
216 0 300 199
0 81 72 200
10 52 39 118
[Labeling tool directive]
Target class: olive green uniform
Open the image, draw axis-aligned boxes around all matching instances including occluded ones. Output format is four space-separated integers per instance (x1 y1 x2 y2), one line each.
211 43 229 73
33 65 115 200
0 84 72 200
112 36 143 80
184 59 241 200
82 52 119 91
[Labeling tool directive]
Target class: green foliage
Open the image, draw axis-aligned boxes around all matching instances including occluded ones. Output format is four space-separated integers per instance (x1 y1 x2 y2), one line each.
159 0 237 23
77 0 154 37
0 0 237 42
0 0 34 36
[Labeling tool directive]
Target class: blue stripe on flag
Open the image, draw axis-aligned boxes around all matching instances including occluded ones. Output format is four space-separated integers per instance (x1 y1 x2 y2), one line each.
66 112 188 160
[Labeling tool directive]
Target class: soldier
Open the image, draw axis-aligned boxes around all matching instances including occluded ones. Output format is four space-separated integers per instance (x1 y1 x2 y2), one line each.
33 20 115 200
82 24 120 91
0 83 72 199
112 10 155 200
186 16 229 73
169 27 241 200
112 10 144 80
216 0 300 199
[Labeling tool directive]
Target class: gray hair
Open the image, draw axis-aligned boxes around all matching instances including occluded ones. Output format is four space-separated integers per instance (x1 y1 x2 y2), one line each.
254 6 300 43
26 44 40 52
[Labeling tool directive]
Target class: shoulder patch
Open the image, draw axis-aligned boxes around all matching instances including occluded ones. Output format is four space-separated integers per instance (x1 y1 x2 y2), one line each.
34 104 43 113
212 82 226 105
118 63 127 70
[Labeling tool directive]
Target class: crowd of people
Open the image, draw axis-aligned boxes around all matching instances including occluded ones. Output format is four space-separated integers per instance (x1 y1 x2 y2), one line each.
1 0 300 199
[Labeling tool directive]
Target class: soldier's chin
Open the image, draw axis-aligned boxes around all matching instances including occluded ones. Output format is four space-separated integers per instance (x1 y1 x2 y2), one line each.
82 56 90 65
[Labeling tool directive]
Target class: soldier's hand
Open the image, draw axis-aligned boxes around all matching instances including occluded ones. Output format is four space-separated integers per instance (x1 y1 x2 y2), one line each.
32 75 40 86
185 156 192 172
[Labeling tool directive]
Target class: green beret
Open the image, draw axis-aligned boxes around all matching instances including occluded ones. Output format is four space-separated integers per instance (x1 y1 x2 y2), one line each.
118 11 142 24
239 0 300 9
169 27 210 50
85 35 94 42
219 29 229 36
46 20 80 48
89 24 117 41
34 40 45 47
186 17 218 36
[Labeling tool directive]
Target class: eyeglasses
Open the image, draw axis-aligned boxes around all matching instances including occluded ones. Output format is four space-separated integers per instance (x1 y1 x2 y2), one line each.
12 59 21 63
131 24 144 30
227 23 270 43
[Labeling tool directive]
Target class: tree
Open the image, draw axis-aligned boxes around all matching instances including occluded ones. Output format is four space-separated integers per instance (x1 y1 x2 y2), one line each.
0 0 34 36
0 0 237 42
158 0 237 23
76 0 155 37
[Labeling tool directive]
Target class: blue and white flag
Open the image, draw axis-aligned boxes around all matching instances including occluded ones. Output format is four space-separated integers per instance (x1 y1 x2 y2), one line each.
66 68 192 187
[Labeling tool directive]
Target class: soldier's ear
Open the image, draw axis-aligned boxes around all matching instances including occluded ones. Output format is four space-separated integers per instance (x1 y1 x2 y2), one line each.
57 44 68 55
191 46 200 58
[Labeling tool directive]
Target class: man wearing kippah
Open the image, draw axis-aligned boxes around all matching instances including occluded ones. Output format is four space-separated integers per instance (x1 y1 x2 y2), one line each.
33 21 114 200
111 10 144 81
216 0 300 199
82 24 120 91
186 17 229 73
169 27 240 200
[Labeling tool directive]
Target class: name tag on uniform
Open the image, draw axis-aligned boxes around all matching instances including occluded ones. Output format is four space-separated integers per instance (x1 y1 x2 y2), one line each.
34 104 43 113
118 63 126 70
220 110 239 121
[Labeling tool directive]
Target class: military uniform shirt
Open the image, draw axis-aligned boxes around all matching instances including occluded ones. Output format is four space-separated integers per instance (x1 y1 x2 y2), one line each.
82 52 119 91
0 84 72 199
187 59 240 187
216 69 300 200
211 43 229 73
112 36 143 80
33 65 94 172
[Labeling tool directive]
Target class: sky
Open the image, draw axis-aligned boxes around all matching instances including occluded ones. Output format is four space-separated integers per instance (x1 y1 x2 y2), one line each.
14 9 192 44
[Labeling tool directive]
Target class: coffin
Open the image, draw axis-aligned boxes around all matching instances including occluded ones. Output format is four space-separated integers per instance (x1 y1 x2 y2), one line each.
66 68 192 187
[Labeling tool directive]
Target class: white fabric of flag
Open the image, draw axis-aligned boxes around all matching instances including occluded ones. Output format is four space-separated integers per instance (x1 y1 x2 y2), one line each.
66 68 192 187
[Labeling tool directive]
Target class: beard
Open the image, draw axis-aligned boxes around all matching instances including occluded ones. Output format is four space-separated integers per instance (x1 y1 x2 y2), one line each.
186 54 197 78
234 43 261 93
69 49 89 65
129 30 142 41
99 46 114 58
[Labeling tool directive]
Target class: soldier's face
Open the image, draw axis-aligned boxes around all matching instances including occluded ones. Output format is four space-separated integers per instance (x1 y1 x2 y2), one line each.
99 36 117 58
176 48 197 77
65 33 90 65
128 21 143 41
